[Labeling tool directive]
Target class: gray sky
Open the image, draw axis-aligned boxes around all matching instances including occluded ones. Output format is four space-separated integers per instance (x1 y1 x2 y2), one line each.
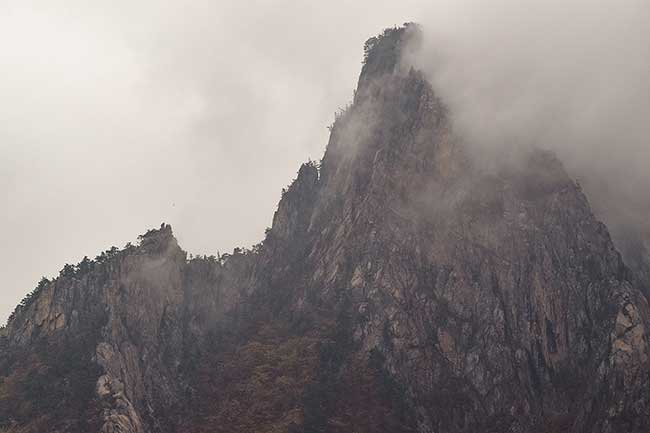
0 0 428 323
2 1 649 324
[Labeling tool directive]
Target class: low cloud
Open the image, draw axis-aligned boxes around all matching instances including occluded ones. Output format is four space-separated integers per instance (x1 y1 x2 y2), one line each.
410 0 650 258
3 0 648 323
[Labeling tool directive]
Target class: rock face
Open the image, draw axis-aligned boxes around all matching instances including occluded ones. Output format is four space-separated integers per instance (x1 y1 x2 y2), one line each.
2 25 650 433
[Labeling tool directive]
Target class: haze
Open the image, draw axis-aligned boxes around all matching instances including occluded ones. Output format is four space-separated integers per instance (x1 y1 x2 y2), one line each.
2 0 649 324
410 0 650 261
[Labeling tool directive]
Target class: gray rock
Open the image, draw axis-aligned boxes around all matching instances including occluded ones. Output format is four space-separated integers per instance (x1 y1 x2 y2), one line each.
2 24 649 433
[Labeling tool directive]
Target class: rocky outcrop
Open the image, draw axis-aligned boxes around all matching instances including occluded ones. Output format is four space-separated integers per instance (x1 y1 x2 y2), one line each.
2 225 185 432
1 24 649 433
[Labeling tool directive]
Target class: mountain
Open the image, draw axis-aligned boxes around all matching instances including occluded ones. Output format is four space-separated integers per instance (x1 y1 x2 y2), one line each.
2 24 650 433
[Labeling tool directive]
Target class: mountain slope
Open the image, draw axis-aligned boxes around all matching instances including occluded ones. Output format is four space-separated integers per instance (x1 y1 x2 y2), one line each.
2 24 650 433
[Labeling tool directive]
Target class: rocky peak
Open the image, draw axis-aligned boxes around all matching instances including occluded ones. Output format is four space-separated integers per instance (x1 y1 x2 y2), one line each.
2 24 650 433
358 23 420 90
137 223 179 255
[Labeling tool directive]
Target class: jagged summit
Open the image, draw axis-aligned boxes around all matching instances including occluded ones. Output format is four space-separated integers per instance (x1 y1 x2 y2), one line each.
1 25 650 433
359 24 418 82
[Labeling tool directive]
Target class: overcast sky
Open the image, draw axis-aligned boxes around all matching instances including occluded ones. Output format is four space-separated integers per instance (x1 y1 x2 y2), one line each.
0 1 430 323
2 1 649 324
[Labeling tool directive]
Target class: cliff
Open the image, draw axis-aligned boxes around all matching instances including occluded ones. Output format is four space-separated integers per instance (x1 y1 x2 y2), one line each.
1 24 649 433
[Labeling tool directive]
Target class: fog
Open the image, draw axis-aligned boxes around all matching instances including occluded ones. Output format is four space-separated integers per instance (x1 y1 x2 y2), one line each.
410 0 650 261
2 0 649 323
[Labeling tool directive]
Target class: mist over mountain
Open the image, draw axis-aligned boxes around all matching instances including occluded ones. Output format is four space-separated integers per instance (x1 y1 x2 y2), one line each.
0 0 426 325
409 1 650 284
2 23 650 433
3 1 649 332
